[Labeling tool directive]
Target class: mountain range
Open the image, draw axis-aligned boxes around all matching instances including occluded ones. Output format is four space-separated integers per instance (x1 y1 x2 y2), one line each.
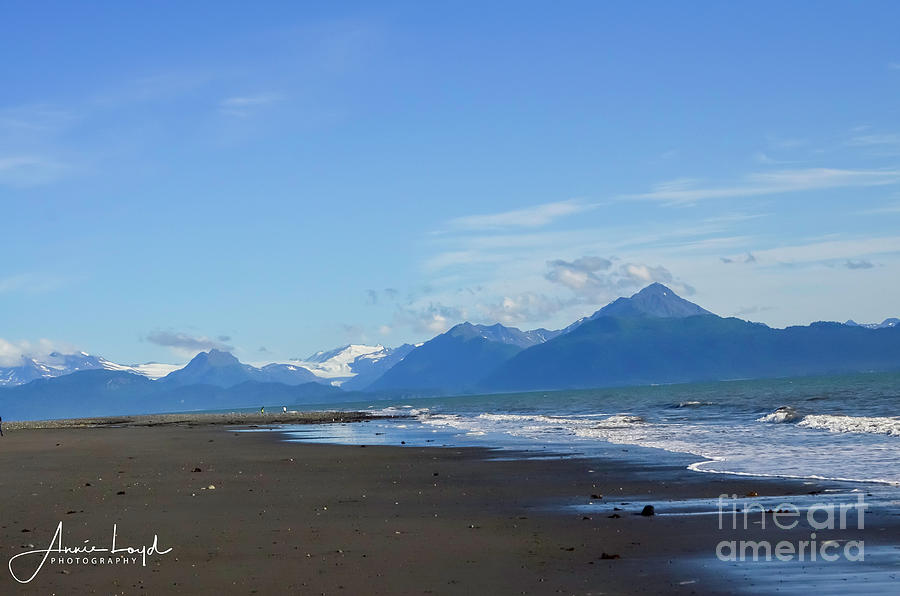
2 282 899 420
844 318 900 329
367 323 539 394
0 343 412 389
0 351 179 387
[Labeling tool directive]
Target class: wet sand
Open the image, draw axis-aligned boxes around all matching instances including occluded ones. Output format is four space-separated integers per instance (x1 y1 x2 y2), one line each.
0 421 897 595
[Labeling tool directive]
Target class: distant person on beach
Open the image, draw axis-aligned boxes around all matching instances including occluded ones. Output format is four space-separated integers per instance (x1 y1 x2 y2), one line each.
260 407 265 414
0 415 4 436
282 406 287 414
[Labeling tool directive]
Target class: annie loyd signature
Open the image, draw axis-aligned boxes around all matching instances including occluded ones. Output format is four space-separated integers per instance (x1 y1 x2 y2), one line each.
8 521 173 584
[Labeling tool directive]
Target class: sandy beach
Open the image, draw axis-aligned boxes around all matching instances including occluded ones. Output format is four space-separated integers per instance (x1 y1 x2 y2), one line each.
1 416 897 595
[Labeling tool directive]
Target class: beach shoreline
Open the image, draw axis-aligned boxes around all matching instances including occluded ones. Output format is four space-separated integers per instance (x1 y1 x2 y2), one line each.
2 410 384 430
1 420 897 594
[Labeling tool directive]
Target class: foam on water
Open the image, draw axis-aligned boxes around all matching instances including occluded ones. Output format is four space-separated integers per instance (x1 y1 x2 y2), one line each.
757 407 900 436
291 372 900 488
797 414 900 436
757 406 803 423
414 399 900 485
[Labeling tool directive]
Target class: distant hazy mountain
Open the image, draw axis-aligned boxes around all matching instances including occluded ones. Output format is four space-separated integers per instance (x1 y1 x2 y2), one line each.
0 367 344 421
466 323 562 348
366 322 558 394
257 363 322 385
160 349 322 388
6 284 900 417
159 349 260 388
0 351 178 387
483 286 900 391
845 318 899 329
0 370 159 420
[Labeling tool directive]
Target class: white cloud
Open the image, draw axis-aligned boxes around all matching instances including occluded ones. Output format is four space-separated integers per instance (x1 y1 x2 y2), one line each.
481 292 568 325
446 199 596 231
0 338 78 367
393 303 466 335
624 168 900 205
545 256 694 301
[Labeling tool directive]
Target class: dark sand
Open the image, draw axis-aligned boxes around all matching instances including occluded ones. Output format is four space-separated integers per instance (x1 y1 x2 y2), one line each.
1 419 897 595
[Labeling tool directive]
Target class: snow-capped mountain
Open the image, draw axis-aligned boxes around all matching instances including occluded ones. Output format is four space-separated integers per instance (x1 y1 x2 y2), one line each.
158 349 320 388
302 344 390 377
845 318 900 329
0 351 180 387
0 343 414 390
282 344 416 388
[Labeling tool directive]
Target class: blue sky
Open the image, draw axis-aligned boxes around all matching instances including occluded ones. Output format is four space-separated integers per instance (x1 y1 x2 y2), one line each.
2 1 900 365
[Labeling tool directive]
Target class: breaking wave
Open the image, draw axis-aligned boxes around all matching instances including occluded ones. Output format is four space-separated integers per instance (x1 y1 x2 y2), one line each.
757 407 900 437
757 406 803 423
798 414 900 437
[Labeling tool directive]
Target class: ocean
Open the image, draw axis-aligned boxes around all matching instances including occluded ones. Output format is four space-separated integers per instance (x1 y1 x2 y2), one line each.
266 371 900 489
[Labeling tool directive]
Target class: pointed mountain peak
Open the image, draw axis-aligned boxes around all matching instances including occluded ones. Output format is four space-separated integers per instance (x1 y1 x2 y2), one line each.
188 349 241 368
634 282 674 296
589 283 712 321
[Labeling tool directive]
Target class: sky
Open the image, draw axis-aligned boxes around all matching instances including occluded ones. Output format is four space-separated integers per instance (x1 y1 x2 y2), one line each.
2 1 900 366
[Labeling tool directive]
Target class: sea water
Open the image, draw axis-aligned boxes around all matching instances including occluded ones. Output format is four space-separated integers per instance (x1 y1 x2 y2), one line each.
273 371 900 487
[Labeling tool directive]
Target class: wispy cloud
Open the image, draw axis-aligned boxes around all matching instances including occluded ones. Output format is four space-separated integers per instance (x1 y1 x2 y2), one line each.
847 133 900 147
0 105 76 134
0 272 69 294
446 199 597 231
753 152 802 165
624 168 900 206
481 292 568 326
858 202 900 215
751 236 900 265
765 135 809 150
366 288 399 305
721 252 757 264
0 155 70 187
218 93 285 117
843 259 875 270
731 305 775 318
393 303 466 335
90 71 218 108
545 256 695 300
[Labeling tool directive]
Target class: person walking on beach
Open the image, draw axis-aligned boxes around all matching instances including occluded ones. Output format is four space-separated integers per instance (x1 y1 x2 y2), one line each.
0 415 4 437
